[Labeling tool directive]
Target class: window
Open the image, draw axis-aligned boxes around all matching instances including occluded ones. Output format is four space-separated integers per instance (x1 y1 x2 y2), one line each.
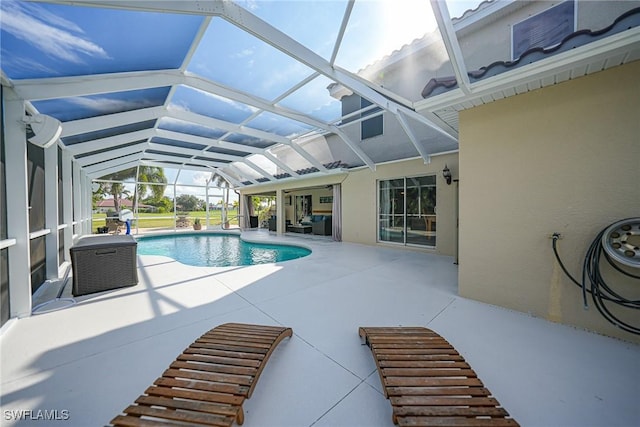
512 1 575 60
378 175 436 247
341 94 383 140
360 98 383 140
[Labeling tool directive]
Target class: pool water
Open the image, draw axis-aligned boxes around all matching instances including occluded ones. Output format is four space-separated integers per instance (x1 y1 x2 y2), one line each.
136 233 311 267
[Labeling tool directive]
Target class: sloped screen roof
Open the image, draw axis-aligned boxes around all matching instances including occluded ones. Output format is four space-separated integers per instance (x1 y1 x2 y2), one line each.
3 0 635 187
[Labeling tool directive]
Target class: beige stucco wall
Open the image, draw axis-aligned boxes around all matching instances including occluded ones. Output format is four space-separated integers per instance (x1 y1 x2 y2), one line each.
458 61 640 343
241 153 459 257
341 154 458 256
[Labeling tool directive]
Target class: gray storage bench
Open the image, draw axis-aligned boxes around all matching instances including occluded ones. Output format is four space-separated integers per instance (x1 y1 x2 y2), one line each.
70 235 138 296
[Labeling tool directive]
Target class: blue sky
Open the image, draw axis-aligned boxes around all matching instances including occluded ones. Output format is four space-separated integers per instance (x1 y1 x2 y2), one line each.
1 0 482 193
0 0 203 79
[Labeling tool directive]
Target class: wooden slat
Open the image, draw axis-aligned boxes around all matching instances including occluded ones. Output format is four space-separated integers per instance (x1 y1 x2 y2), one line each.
146 385 244 406
134 395 238 417
202 332 276 344
372 343 456 350
390 397 500 407
180 354 261 368
394 406 509 417
368 336 448 343
386 386 490 397
176 353 261 369
172 359 258 376
379 361 469 368
163 368 253 386
385 377 482 387
382 368 477 377
378 354 464 361
218 323 284 334
111 415 199 426
366 329 440 334
398 417 519 427
376 349 461 356
123 404 232 426
359 326 519 427
196 337 272 350
184 347 266 361
153 377 249 397
192 339 270 351
110 323 292 427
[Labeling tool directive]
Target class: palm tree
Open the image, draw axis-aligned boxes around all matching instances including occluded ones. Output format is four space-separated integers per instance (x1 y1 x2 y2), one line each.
134 166 167 213
211 173 231 227
96 169 131 213
98 166 166 213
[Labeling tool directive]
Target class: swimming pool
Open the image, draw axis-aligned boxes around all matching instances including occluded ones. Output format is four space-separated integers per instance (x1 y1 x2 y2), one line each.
136 233 311 267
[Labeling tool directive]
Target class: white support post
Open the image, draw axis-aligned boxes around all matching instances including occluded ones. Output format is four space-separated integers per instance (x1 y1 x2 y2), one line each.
44 143 60 279
4 91 32 317
72 161 82 237
82 173 90 235
222 188 227 228
62 150 73 261
276 188 284 235
205 184 210 228
81 174 86 234
173 184 177 231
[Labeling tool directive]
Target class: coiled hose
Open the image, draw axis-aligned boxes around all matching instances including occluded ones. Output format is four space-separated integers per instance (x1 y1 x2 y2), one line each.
552 221 640 335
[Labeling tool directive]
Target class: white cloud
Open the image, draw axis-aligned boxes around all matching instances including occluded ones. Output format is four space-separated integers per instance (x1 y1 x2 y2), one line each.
167 101 192 113
0 48 59 75
0 1 109 64
234 0 259 12
173 87 259 114
231 48 254 59
68 96 157 113
191 171 212 186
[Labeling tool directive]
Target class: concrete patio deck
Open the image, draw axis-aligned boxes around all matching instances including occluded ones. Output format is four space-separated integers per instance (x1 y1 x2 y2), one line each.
1 230 638 426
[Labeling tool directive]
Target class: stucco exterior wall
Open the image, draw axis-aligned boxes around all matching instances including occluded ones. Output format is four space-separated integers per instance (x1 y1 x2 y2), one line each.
240 153 459 257
458 61 640 342
342 154 459 256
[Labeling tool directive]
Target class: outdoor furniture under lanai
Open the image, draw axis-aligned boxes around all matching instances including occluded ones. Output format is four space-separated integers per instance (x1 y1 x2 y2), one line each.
312 216 332 236
176 215 190 228
70 235 138 297
110 323 293 427
359 326 520 427
287 224 312 234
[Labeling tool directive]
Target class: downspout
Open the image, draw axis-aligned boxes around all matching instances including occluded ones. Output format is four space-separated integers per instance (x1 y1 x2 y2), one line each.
454 180 459 265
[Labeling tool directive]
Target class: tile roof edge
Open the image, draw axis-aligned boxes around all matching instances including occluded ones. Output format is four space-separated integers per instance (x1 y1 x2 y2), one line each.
421 6 640 99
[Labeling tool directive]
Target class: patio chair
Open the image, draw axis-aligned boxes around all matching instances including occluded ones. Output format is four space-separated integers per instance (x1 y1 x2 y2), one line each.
110 323 293 427
176 215 190 228
359 326 519 427
106 218 123 235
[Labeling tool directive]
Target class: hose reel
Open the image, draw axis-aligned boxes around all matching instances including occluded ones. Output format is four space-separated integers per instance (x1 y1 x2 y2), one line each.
552 218 640 335
601 218 640 268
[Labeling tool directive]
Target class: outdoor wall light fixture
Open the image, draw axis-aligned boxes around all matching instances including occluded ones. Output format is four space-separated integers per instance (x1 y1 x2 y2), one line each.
442 164 453 185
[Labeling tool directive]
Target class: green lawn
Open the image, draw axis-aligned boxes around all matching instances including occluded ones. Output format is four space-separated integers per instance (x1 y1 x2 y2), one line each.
92 210 239 229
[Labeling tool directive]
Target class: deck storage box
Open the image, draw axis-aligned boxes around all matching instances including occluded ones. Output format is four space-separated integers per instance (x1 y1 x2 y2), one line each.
70 235 138 296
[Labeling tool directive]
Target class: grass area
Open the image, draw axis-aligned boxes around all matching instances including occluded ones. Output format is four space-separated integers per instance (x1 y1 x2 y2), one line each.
92 210 240 229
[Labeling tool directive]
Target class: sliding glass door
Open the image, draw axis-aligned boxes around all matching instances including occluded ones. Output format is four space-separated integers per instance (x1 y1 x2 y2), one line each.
378 175 436 247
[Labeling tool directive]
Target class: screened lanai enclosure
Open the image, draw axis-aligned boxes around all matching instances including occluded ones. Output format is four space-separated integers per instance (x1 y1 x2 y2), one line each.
1 0 469 323
2 0 640 327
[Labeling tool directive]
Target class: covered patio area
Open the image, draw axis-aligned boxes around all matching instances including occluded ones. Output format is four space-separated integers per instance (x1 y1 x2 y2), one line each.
1 232 637 426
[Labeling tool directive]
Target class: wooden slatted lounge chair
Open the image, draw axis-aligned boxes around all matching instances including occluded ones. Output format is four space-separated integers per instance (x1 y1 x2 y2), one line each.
111 323 293 427
359 326 519 427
